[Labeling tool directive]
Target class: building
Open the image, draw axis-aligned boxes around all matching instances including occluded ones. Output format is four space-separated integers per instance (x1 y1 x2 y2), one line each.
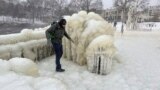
103 5 160 22
103 8 121 22
148 5 160 16
147 5 160 21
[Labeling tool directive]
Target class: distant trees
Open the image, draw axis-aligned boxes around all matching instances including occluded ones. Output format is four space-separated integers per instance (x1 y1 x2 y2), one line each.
52 0 69 18
114 0 149 30
114 0 133 23
69 0 103 13
0 0 103 23
128 0 149 29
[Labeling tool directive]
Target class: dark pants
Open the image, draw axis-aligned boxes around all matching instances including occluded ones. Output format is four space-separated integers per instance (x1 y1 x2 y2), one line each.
52 42 63 70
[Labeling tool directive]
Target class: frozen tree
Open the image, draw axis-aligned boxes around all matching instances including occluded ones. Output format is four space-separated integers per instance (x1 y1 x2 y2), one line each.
127 0 149 30
114 0 133 23
114 0 149 30
114 0 133 32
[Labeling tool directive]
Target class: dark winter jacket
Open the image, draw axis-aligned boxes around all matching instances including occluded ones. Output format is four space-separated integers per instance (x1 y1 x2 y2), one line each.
47 22 72 44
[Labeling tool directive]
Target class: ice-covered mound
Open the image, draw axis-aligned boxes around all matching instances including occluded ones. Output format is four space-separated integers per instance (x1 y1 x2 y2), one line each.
86 35 116 57
63 11 116 74
9 57 39 76
0 57 68 90
86 35 116 74
0 72 67 90
64 11 116 66
34 77 67 90
0 59 11 74
0 58 39 76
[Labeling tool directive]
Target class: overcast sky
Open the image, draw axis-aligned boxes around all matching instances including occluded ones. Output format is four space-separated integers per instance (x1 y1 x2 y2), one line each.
102 0 160 9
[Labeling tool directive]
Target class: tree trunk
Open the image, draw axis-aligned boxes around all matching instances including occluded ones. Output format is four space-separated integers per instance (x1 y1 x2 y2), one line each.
2 16 5 23
86 0 89 13
121 9 126 23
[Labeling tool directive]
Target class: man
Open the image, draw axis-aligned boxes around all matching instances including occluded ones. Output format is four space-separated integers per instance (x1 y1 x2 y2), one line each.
114 21 117 27
121 23 124 35
47 19 74 72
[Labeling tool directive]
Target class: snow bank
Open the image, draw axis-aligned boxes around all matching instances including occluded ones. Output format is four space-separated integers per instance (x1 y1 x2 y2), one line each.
0 58 68 90
9 57 39 76
0 57 38 76
0 59 11 74
34 77 67 90
0 72 67 90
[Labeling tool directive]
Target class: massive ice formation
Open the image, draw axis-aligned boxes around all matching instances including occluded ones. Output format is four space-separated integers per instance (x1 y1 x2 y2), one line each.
64 11 116 74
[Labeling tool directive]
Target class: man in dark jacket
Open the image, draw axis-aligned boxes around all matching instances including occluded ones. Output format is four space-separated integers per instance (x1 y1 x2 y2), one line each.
114 21 117 27
47 19 74 72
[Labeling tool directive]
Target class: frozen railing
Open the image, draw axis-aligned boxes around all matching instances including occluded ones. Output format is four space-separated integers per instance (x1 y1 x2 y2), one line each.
0 29 48 45
0 39 54 61
87 51 113 75
0 26 54 61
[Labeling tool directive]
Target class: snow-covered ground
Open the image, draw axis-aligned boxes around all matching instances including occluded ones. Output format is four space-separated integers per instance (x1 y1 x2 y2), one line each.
0 16 44 25
0 31 160 90
115 22 160 32
137 22 160 31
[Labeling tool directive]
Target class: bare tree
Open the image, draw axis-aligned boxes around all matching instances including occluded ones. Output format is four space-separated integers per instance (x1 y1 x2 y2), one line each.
81 0 92 12
114 0 149 22
114 0 133 23
54 0 68 18
69 0 103 13
27 0 36 24
46 0 68 19
69 0 83 12
26 0 44 24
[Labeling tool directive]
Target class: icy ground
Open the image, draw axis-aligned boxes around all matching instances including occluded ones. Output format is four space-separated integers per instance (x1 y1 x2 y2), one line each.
1 31 160 90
